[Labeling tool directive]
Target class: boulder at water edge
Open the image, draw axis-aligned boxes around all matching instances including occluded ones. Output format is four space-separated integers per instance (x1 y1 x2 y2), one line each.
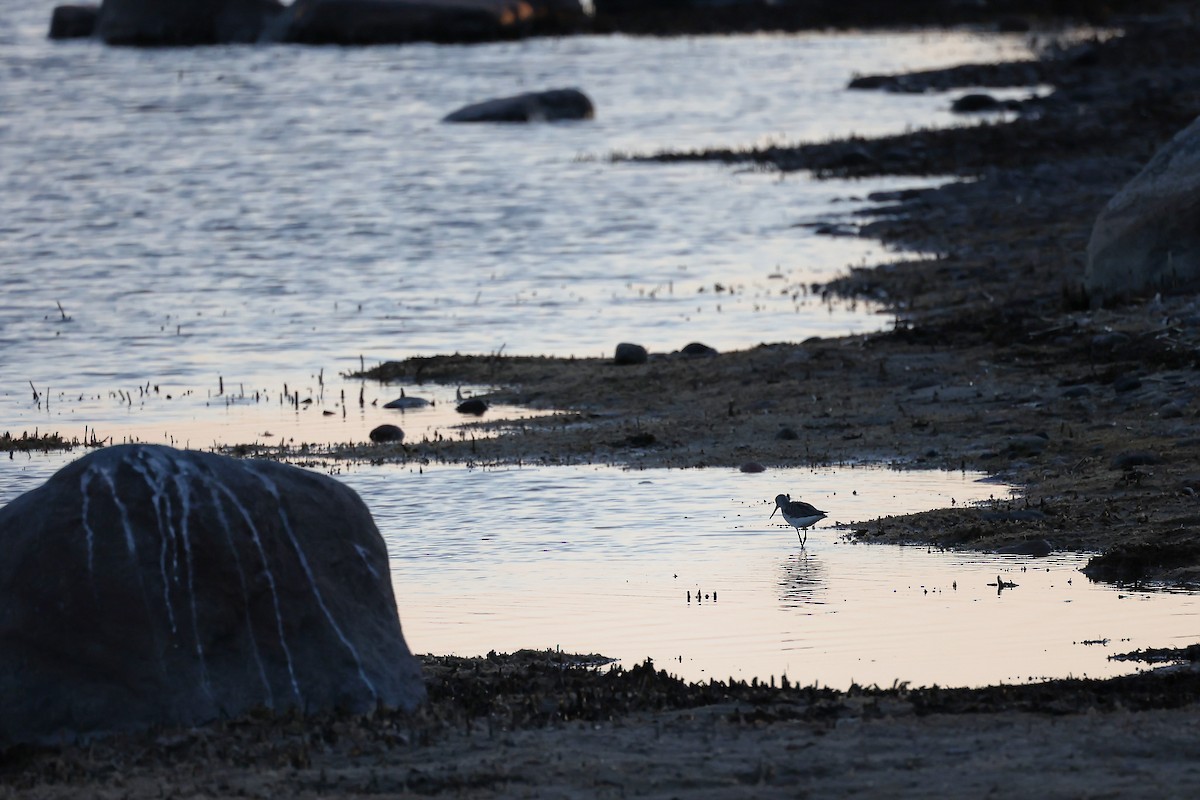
1086 115 1200 304
0 444 424 748
284 0 585 45
443 88 595 123
48 4 100 38
94 0 285 44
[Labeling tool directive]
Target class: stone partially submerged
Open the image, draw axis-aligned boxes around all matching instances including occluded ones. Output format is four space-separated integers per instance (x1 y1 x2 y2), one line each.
0 444 424 748
1086 114 1200 304
443 87 594 122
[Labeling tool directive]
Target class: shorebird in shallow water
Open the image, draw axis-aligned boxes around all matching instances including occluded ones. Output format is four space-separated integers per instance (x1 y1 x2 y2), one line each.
770 493 827 548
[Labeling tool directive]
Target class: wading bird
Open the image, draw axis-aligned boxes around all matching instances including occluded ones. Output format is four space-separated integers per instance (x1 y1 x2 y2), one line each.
770 494 827 548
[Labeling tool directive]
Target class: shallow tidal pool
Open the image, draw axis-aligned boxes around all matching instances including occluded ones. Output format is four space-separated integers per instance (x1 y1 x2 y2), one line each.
2 454 1197 689
342 462 1197 689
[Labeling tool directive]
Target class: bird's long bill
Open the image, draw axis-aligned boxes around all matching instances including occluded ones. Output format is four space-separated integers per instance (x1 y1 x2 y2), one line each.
769 506 779 519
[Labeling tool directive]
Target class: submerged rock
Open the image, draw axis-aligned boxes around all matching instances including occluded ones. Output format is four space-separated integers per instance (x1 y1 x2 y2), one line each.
443 88 594 123
383 393 432 410
0 444 424 748
951 93 1003 113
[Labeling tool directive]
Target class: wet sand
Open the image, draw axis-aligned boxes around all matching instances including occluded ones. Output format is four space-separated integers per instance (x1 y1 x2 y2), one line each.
5 5 1200 796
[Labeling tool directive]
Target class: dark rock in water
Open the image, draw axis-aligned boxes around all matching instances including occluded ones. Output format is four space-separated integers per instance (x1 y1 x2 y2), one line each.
48 4 99 38
739 461 765 473
369 423 405 443
384 394 431 410
1086 115 1200 303
995 539 1054 557
1083 541 1200 584
848 74 889 90
0 444 424 748
456 398 488 415
95 0 285 45
775 427 799 441
443 88 594 123
951 93 1003 113
613 342 648 365
680 342 718 357
1111 450 1162 470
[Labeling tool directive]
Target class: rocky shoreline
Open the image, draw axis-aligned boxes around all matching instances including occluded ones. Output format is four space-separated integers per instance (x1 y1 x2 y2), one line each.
321 7 1200 586
6 6 1200 797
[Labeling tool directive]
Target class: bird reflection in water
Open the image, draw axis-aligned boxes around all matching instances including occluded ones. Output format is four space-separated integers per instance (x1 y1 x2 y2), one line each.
778 551 828 608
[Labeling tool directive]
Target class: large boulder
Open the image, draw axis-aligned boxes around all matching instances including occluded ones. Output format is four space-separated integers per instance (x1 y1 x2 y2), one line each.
94 0 285 45
443 87 594 122
0 444 424 748
48 4 100 38
1086 115 1200 304
284 0 584 45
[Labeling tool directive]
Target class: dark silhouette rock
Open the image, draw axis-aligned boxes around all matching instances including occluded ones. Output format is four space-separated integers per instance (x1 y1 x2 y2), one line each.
613 342 648 365
48 4 99 38
951 93 1002 113
287 0 502 44
456 398 488 415
95 0 285 45
680 342 718 357
443 87 594 123
369 423 405 442
1086 115 1200 303
0 444 424 748
383 393 431 410
285 0 584 45
995 539 1053 556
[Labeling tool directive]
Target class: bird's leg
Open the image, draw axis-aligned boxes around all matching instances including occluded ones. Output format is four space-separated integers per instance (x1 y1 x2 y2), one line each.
796 527 806 548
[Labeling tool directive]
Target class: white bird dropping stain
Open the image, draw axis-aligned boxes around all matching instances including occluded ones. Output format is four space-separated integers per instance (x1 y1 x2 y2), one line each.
208 484 275 709
248 466 379 702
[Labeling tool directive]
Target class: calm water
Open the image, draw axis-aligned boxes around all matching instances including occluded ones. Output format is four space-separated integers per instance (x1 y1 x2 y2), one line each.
2 1 1035 441
3 453 1197 688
